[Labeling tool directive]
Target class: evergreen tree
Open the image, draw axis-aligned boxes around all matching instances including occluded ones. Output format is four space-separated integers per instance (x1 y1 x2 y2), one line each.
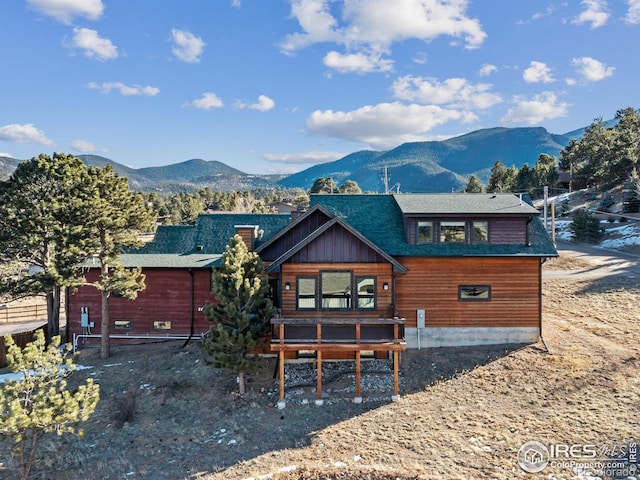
569 210 604 243
533 154 559 187
487 161 516 193
0 330 100 480
338 179 362 194
515 163 534 193
464 175 484 193
0 153 97 340
83 165 155 359
203 234 275 395
310 177 338 194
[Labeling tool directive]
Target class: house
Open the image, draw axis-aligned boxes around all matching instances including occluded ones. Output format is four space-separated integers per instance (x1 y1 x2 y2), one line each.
67 193 556 403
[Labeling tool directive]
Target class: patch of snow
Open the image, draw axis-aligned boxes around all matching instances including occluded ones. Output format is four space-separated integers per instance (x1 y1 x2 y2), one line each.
0 364 92 384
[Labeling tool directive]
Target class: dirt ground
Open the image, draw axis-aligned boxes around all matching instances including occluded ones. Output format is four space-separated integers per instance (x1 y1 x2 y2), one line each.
1 245 640 480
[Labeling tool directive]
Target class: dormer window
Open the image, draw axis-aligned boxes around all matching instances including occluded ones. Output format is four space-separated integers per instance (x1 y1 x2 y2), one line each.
473 221 489 243
440 221 465 243
417 221 434 244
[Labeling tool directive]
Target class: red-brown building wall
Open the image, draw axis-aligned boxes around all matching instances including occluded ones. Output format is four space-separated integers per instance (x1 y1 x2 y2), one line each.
67 268 215 339
393 256 541 329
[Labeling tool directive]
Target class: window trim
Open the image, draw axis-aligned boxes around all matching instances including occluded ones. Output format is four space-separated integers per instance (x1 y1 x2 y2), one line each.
296 276 318 310
458 285 492 302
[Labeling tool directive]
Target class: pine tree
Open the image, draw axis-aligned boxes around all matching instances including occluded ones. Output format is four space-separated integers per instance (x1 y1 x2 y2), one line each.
83 165 155 359
0 330 100 480
203 235 275 395
569 210 604 243
464 174 484 193
0 153 98 340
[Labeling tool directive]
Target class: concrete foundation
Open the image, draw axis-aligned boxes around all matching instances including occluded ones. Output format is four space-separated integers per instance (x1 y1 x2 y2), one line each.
405 326 539 349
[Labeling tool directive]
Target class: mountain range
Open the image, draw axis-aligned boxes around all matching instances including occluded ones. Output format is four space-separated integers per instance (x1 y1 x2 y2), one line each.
0 125 581 193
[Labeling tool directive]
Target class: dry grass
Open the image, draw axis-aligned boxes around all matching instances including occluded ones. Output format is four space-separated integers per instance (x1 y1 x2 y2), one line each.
1 253 639 479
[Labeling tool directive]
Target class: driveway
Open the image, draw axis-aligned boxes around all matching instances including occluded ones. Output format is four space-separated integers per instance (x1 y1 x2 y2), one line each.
546 239 640 280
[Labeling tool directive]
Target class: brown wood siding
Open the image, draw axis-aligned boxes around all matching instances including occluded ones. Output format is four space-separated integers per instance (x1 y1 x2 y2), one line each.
259 209 331 260
394 257 540 328
280 263 394 319
291 224 387 263
235 226 257 251
490 218 528 244
67 268 215 338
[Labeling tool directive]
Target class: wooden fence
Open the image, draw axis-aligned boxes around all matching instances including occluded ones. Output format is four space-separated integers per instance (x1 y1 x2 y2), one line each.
0 302 49 324
0 325 49 368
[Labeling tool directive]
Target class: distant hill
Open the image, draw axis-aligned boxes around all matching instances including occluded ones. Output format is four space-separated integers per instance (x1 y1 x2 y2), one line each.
77 155 275 192
279 127 570 193
0 156 21 181
4 114 630 193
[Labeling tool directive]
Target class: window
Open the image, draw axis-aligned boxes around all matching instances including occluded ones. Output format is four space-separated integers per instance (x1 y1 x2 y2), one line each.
153 320 172 330
440 221 466 243
114 320 132 330
297 277 317 310
459 285 491 301
417 221 433 244
356 277 376 309
473 221 489 242
321 271 352 309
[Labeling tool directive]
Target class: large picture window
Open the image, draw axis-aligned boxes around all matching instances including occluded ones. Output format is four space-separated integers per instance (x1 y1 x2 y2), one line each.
440 221 466 243
356 277 376 309
321 271 352 309
297 277 317 310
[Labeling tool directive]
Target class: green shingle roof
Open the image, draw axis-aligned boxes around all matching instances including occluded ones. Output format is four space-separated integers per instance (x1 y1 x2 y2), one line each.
121 213 292 268
310 193 557 257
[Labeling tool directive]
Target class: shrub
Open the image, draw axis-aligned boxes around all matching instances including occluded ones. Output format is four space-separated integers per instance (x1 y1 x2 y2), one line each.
569 210 604 243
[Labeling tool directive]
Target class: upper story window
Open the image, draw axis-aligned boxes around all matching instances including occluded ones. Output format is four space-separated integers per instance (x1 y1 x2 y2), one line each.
440 221 466 243
473 221 489 242
417 221 433 244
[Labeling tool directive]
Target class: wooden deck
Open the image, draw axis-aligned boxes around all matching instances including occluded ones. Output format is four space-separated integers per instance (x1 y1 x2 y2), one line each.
270 317 406 406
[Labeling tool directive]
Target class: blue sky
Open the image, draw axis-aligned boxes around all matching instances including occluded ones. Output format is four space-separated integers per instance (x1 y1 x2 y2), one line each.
1 0 638 174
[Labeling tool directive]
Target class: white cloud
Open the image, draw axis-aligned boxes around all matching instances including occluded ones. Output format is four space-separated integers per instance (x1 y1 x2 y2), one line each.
323 50 394 73
26 0 104 24
71 139 104 152
479 64 497 76
571 56 615 82
280 0 486 63
500 92 569 125
263 151 345 165
391 75 502 109
0 123 54 146
171 28 206 63
236 95 276 111
626 0 640 24
67 27 118 61
573 0 609 28
188 92 224 110
87 82 160 96
306 102 475 149
249 95 275 112
231 0 241 7
523 61 555 83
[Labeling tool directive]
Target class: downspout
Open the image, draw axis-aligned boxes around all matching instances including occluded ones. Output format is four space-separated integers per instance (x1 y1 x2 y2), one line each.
539 258 551 354
182 268 195 348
